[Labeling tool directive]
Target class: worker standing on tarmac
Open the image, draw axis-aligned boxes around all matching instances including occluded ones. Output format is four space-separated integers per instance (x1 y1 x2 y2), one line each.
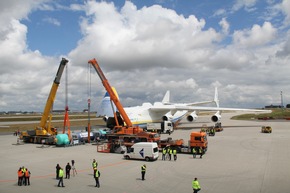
65 162 71 179
94 167 100 188
24 168 31 186
173 148 177 161
162 148 167 160
21 166 26 185
92 159 97 174
141 164 146 181
192 148 197 158
56 164 60 179
168 147 172 161
199 147 203 159
57 167 65 187
192 177 201 193
17 167 23 186
71 160 77 176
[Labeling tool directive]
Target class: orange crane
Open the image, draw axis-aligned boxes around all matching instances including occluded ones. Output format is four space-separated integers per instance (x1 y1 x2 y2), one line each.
88 58 144 135
88 58 160 153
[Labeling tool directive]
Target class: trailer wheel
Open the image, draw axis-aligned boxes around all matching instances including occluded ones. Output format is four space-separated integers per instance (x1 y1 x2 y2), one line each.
145 157 150 162
125 155 130 160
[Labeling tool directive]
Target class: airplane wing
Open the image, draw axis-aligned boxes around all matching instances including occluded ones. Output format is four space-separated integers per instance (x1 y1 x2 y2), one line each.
149 105 271 113
175 106 271 113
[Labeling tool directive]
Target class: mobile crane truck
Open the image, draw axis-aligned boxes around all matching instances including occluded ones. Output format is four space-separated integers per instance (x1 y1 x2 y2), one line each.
88 58 160 153
159 131 208 154
20 58 69 144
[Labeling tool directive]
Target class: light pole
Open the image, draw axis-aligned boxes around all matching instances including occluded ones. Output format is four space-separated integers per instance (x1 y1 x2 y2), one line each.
280 91 283 109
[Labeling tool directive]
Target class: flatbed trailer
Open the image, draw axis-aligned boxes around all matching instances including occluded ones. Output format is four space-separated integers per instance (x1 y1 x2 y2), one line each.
159 131 208 153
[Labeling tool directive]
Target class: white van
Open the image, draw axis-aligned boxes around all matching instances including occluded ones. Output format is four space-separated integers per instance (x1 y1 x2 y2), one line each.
124 142 159 161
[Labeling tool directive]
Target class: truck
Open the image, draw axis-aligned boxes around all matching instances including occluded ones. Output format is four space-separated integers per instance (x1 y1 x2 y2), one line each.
213 122 223 132
20 58 69 144
146 121 173 134
261 126 272 133
124 142 159 161
159 131 208 154
88 58 160 153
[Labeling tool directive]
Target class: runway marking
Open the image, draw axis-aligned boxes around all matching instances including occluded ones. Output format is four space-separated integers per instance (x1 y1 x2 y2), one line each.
0 160 130 183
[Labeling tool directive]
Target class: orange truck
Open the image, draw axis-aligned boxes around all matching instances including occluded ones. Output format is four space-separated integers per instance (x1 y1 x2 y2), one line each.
159 131 208 153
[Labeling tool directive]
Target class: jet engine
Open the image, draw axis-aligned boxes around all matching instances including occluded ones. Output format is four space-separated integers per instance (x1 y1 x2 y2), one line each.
103 116 108 122
162 112 173 121
186 112 198 122
104 112 124 129
211 112 221 122
162 115 170 121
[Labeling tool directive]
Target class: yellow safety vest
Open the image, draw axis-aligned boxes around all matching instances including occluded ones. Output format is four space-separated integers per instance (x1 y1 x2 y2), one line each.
162 148 167 154
173 149 177 155
59 169 64 177
92 161 97 168
141 165 146 172
192 180 201 189
95 169 99 177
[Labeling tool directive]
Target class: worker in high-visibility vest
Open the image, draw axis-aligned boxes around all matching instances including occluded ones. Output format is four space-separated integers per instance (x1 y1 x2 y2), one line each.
173 148 177 161
94 167 100 188
57 167 65 187
17 167 23 186
168 147 172 161
21 167 26 185
141 164 146 181
192 177 201 193
24 168 31 186
92 159 98 174
162 148 167 160
192 148 196 159
199 147 203 159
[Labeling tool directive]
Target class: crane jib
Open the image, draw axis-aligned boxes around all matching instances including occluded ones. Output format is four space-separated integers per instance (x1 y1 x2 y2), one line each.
54 58 68 84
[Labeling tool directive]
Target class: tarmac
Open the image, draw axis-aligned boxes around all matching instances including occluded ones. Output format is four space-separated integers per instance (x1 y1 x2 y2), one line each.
0 112 290 193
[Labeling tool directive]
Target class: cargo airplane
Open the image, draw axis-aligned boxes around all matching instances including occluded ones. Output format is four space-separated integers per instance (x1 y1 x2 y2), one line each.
97 87 271 129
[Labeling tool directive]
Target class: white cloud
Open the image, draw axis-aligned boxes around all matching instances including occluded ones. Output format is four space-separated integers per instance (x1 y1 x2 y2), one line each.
281 0 290 26
213 9 226 17
233 22 277 47
43 17 61 26
69 1 221 71
219 18 230 35
232 0 258 12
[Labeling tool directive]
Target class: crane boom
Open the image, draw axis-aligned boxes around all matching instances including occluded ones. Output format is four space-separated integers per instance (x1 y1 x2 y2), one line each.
88 58 133 127
38 58 68 134
89 58 160 152
20 58 69 144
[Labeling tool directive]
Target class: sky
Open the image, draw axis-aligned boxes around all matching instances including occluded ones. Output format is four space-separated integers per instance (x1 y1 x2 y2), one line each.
0 0 290 112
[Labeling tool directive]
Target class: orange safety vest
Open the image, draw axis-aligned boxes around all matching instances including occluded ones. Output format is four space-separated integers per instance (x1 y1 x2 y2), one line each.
25 170 30 177
18 170 23 177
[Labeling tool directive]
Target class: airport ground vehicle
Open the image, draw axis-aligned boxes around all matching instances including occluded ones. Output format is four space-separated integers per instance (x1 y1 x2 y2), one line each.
201 123 222 136
159 131 208 153
261 126 272 133
146 121 173 134
124 142 159 161
213 122 223 132
20 58 69 144
88 58 160 153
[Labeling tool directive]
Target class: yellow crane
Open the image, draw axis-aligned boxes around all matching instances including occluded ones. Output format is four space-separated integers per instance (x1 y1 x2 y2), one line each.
20 58 69 144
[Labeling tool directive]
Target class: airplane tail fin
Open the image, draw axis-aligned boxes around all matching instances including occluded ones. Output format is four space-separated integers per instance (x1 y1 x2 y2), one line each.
96 87 118 117
214 87 219 108
162 91 170 104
